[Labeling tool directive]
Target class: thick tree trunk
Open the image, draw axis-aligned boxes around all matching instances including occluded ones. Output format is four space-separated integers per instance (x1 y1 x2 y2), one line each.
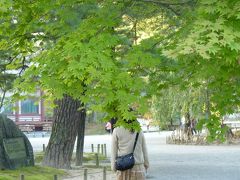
75 108 86 166
42 95 83 169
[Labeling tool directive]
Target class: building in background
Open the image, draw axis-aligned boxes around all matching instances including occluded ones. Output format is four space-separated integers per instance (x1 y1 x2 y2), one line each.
1 90 52 132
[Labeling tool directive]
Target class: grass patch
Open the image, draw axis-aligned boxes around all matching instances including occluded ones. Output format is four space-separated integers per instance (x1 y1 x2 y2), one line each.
34 152 45 163
34 151 107 164
0 165 66 180
83 153 106 161
72 152 107 162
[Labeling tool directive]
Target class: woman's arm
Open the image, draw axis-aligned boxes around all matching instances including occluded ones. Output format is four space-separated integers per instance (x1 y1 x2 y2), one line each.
142 133 149 169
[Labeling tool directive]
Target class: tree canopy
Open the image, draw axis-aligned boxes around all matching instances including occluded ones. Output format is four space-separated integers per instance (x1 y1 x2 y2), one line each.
0 0 239 138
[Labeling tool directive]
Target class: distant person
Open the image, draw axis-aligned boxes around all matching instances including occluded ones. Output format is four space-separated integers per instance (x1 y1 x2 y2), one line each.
221 120 234 138
105 122 112 134
111 119 149 180
146 120 150 132
191 118 197 135
105 118 117 134
180 116 185 130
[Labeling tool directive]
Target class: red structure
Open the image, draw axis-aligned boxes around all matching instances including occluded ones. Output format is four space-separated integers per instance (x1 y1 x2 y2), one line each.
3 90 52 132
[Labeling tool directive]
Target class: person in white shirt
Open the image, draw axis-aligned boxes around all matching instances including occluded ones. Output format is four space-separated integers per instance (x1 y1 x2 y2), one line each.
105 122 112 133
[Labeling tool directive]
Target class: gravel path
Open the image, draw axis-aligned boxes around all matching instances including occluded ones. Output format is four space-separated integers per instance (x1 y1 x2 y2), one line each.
62 168 116 180
145 132 240 180
29 131 240 180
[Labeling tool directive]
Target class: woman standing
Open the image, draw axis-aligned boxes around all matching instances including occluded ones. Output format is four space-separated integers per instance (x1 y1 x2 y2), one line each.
111 120 149 180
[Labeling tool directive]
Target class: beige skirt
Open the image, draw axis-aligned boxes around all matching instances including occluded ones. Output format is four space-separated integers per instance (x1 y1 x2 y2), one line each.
116 164 146 180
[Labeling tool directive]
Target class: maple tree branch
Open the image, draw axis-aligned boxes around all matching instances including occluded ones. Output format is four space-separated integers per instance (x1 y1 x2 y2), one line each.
140 0 193 5
138 0 195 16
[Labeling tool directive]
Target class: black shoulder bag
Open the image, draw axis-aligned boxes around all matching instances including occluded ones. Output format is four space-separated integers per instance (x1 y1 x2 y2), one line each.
115 133 139 171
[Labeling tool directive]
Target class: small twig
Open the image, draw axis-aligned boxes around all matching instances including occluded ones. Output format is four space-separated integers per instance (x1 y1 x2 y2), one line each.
138 0 194 16
18 56 29 77
0 90 6 110
139 0 193 6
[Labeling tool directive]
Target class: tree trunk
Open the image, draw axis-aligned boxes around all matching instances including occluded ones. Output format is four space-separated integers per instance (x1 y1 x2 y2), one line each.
205 87 211 120
42 95 83 169
75 108 86 166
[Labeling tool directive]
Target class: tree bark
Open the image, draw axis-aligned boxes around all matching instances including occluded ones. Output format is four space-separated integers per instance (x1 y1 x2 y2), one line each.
75 108 86 166
42 95 83 169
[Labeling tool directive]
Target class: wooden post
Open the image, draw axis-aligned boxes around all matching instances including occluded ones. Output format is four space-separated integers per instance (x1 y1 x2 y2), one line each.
54 175 58 180
43 144 46 152
95 153 99 167
97 144 100 154
103 167 106 180
104 144 107 157
91 144 94 153
20 174 24 180
101 144 104 155
84 169 88 180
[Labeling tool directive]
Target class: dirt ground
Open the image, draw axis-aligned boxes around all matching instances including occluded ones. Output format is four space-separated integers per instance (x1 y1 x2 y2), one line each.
63 168 116 180
30 132 240 180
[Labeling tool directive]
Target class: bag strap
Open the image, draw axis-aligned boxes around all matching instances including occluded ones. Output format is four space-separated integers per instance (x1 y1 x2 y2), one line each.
132 133 139 153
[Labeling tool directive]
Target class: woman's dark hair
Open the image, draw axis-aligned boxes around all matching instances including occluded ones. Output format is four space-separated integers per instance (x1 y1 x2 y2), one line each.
110 117 117 132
